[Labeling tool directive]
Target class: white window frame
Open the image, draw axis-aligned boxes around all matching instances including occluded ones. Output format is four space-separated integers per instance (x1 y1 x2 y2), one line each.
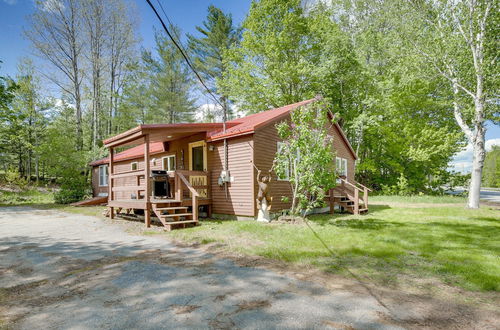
131 162 138 171
162 154 176 172
276 142 290 181
336 157 348 177
98 165 108 187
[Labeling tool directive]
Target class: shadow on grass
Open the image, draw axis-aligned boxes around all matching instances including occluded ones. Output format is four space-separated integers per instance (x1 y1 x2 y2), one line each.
306 207 499 291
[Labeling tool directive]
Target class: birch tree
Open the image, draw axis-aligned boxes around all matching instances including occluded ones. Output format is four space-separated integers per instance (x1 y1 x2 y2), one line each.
25 0 85 150
82 0 106 149
398 0 498 208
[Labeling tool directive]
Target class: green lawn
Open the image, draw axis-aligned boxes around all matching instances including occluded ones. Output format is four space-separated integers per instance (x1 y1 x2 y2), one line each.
0 188 54 205
369 194 467 204
164 204 499 292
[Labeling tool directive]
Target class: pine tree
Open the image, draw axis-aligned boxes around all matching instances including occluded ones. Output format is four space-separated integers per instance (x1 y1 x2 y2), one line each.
188 5 241 120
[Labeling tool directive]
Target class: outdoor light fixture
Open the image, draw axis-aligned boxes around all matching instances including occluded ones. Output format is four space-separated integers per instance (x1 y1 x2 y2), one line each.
167 135 173 138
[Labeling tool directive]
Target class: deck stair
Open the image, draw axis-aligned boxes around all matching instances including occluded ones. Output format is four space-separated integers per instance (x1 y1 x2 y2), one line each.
152 201 197 231
329 177 371 215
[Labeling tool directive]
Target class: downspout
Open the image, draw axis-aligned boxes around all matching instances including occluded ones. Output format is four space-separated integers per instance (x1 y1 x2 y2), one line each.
223 101 229 200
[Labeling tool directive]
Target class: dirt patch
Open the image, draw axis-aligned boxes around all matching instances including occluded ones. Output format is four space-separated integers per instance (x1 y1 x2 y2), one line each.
322 320 356 329
235 299 271 313
208 312 236 329
274 215 306 224
169 304 201 314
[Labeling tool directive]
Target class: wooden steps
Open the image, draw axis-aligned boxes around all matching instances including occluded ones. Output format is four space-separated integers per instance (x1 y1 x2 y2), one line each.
155 206 188 211
329 178 371 215
151 203 198 231
160 213 192 218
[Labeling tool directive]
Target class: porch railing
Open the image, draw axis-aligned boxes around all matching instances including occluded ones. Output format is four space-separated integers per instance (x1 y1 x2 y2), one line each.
108 169 210 204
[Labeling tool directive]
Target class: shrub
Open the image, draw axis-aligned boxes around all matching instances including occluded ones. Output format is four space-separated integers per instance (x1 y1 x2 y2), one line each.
54 177 89 204
4 169 28 189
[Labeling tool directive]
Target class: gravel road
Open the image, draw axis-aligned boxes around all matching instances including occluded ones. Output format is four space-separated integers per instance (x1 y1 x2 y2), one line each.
0 206 400 329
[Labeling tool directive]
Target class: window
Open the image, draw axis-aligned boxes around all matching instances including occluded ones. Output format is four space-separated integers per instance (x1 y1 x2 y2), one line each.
336 157 347 177
162 155 176 171
98 165 108 187
276 142 290 181
131 162 138 171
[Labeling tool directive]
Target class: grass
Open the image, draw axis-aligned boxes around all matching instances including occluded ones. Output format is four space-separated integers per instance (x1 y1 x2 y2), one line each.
164 204 499 292
369 194 467 204
0 188 54 206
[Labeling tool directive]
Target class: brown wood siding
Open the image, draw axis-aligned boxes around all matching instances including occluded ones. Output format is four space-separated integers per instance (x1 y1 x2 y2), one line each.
91 165 109 197
253 118 356 215
208 136 254 216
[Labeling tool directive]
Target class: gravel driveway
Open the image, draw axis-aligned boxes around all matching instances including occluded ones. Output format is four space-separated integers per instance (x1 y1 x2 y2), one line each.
0 206 402 329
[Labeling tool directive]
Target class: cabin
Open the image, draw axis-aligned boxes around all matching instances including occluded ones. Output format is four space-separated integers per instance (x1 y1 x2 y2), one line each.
89 97 369 230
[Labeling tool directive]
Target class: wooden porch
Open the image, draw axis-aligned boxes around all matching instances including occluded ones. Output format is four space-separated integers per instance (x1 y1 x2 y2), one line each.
103 124 219 231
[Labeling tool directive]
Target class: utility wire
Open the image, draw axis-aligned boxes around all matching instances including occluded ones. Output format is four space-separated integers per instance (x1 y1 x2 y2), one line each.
155 0 192 64
144 0 224 109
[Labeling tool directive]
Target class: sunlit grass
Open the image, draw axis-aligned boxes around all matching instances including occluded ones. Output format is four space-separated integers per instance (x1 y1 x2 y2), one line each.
167 204 499 292
0 188 54 206
369 194 467 204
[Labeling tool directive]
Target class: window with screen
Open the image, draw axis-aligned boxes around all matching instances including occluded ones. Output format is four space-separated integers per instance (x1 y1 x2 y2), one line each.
162 155 176 171
336 157 347 177
99 165 108 187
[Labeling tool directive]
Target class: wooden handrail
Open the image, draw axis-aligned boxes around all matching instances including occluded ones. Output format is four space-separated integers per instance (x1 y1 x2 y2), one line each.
177 172 200 197
338 177 359 190
354 181 373 192
337 177 369 207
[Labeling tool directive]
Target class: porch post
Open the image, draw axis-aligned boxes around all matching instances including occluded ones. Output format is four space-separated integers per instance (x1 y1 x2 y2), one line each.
144 134 151 227
109 147 114 219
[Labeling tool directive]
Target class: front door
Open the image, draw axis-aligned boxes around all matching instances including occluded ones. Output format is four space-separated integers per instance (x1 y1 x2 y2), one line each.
188 141 207 171
188 141 208 197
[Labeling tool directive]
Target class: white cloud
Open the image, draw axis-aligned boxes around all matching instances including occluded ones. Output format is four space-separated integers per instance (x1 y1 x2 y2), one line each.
449 138 500 173
195 103 244 122
2 0 18 5
38 0 64 13
486 138 500 151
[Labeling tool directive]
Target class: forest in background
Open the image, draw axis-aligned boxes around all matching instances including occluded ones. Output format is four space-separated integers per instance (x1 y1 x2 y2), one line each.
0 0 498 204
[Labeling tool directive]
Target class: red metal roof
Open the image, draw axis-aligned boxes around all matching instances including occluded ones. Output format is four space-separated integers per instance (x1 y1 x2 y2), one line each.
206 98 318 141
89 141 165 166
90 97 357 166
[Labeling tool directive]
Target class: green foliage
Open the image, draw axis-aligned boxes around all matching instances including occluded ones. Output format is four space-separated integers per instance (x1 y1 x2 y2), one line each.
4 169 28 189
483 146 500 187
220 0 359 115
274 101 336 214
120 28 196 124
220 0 464 193
54 176 89 204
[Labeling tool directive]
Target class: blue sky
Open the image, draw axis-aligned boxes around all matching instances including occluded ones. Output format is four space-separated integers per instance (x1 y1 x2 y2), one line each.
0 0 498 171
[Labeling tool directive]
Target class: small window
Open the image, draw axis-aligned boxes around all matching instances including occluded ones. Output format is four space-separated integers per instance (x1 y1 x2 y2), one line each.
131 162 138 171
99 165 108 187
336 157 347 177
162 155 176 171
276 142 290 181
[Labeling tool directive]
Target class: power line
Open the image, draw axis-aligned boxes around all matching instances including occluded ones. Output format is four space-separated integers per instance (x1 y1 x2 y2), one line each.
144 0 224 109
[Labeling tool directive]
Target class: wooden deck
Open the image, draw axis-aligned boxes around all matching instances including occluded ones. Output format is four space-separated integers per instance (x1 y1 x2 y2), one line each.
106 148 211 230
